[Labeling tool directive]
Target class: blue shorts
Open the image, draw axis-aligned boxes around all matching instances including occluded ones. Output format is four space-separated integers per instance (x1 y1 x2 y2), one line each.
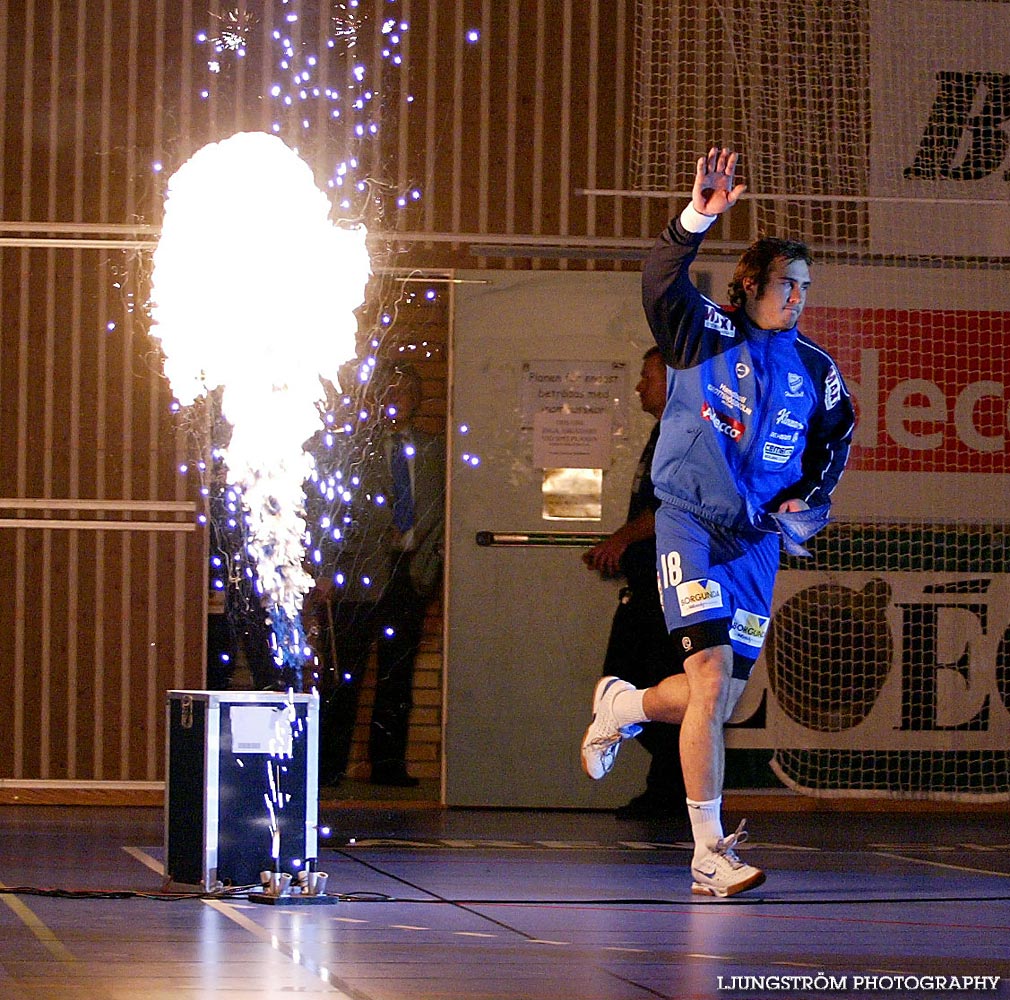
655 503 780 678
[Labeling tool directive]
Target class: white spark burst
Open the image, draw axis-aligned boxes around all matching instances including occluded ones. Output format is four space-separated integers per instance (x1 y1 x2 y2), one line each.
149 130 370 661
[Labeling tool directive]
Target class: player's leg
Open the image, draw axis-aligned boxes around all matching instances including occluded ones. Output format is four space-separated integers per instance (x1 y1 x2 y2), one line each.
645 502 733 736
608 586 687 819
669 635 764 897
642 618 741 730
581 504 716 779
685 528 778 896
677 644 745 800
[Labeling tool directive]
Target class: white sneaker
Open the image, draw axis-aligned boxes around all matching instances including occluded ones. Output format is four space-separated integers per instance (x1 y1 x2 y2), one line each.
580 676 642 780
690 820 766 897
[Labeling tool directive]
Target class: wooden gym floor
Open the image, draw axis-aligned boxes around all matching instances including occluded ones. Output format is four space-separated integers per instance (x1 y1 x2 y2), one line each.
0 800 1007 999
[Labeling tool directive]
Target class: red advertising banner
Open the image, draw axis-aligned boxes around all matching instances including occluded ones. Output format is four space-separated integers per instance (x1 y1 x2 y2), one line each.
802 308 1010 473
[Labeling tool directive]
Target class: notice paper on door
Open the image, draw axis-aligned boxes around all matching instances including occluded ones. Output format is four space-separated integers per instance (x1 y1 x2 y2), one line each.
532 409 612 469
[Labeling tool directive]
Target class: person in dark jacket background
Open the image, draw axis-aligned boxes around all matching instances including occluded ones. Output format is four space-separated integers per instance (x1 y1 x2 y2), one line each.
583 346 686 822
312 362 445 788
581 147 854 897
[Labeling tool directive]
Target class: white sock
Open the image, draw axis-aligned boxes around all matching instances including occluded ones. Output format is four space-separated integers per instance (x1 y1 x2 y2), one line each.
611 688 647 729
687 796 724 863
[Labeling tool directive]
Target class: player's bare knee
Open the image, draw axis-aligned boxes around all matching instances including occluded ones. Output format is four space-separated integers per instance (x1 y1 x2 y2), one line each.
721 677 749 723
684 647 734 717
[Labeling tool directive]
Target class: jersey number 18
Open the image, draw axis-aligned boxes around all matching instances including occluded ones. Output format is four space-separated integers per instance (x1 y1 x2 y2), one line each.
660 550 682 589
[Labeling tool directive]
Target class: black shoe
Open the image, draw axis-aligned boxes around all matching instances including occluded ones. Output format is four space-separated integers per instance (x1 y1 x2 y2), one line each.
369 766 420 788
614 791 685 821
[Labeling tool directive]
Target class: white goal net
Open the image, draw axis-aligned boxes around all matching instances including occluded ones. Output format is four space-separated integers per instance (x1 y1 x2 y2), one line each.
632 0 1010 799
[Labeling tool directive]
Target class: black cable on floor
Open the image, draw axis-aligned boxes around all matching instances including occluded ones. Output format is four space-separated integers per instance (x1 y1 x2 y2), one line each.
323 848 1010 907
0 885 257 901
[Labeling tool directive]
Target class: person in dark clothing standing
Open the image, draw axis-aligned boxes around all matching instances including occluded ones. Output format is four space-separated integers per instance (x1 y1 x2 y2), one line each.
583 346 686 821
312 363 446 788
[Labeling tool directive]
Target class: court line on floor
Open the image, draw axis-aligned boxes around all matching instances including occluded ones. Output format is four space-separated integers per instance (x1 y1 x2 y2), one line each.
122 845 163 876
871 850 1010 879
334 849 677 999
122 846 375 1000
202 899 376 999
0 883 75 962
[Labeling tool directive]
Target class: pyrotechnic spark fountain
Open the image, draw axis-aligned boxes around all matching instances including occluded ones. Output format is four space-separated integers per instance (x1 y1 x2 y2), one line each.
149 130 370 677
148 3 440 890
153 2 471 699
156 2 426 691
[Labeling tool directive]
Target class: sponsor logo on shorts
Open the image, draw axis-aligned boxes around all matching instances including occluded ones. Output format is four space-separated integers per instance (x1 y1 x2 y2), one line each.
701 401 745 440
730 609 770 649
676 578 724 616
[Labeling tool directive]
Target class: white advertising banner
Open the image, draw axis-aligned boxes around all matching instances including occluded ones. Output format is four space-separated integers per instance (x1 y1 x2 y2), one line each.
869 0 1010 257
729 568 1010 751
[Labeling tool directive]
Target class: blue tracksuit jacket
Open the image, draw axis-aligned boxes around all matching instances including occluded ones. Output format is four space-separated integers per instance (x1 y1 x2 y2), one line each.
642 216 854 537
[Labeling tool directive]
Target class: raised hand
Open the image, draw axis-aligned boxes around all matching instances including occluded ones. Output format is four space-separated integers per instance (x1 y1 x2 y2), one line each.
692 147 746 217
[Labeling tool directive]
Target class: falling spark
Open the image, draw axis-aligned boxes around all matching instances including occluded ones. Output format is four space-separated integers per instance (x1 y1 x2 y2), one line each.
149 130 371 670
210 7 258 52
331 1 361 48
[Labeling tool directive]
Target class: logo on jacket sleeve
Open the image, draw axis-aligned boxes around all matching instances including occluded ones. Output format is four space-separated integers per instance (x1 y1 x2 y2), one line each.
703 304 736 338
730 609 770 649
676 578 724 615
825 366 843 410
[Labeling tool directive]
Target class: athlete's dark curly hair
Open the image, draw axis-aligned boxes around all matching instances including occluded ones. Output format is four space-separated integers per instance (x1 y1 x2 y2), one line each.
728 237 813 309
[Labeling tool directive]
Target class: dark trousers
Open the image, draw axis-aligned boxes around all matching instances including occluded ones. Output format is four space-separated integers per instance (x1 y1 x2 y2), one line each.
370 562 426 770
602 582 686 802
317 560 426 781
